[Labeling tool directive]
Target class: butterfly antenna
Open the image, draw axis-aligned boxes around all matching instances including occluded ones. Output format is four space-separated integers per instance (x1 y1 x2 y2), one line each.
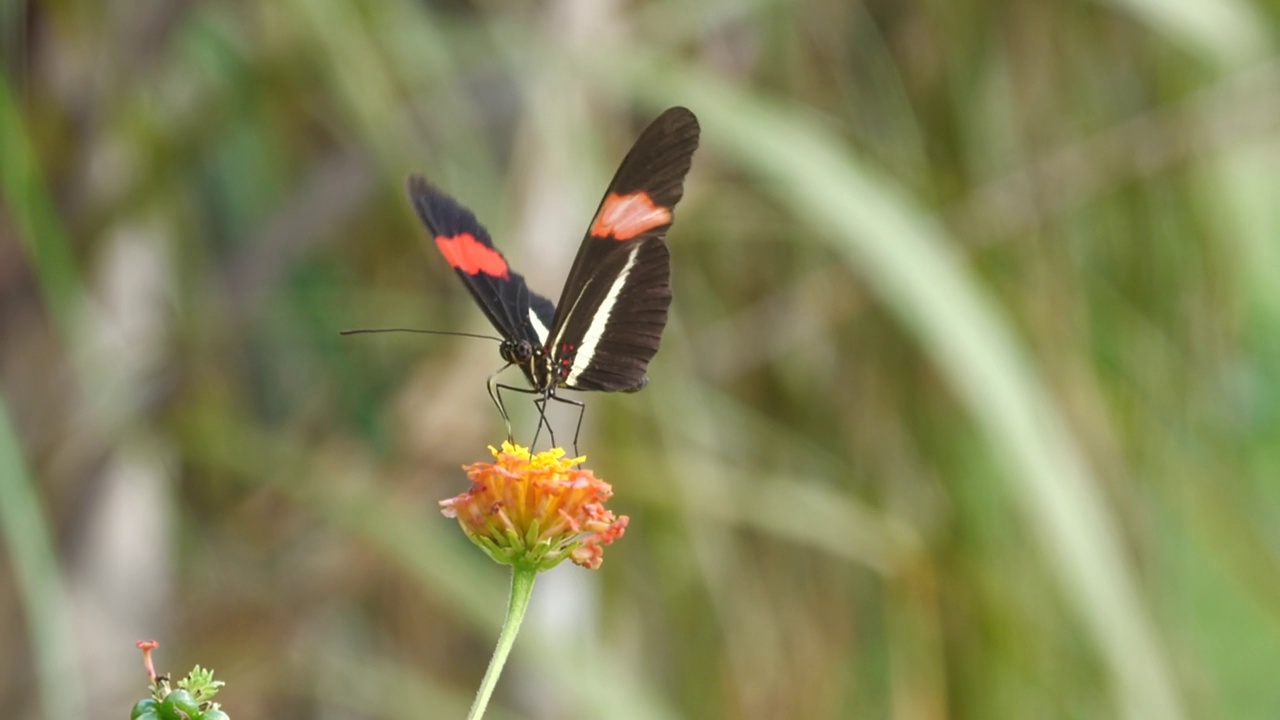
339 328 504 343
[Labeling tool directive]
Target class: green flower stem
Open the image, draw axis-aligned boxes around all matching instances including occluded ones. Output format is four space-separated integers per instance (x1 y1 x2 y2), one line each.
467 563 537 720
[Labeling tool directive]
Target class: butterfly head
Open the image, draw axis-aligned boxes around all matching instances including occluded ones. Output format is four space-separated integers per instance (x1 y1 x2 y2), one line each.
500 338 538 366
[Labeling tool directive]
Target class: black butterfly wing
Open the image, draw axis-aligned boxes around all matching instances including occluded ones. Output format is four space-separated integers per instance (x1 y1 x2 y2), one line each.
406 175 556 347
544 107 700 392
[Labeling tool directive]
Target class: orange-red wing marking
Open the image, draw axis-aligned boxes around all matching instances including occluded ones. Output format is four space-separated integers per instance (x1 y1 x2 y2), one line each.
589 192 673 241
435 233 510 278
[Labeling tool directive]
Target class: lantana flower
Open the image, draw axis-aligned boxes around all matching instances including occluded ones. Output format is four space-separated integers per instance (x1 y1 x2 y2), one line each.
440 442 628 571
441 443 629 720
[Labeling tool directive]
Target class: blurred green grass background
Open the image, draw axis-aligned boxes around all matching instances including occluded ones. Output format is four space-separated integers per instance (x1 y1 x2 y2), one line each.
3 1 1280 718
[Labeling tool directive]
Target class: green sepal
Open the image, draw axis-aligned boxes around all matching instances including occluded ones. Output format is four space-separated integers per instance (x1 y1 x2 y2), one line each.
130 698 162 720
161 688 201 717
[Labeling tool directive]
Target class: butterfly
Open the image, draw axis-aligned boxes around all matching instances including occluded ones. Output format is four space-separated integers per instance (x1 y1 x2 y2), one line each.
406 107 700 449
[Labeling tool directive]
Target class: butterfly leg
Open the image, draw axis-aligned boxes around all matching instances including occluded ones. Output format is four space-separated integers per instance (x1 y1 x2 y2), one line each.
530 393 556 451
485 373 514 442
488 367 538 443
513 390 584 455
544 393 586 457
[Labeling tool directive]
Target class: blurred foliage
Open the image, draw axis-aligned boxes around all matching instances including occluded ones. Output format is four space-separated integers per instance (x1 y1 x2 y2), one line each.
3 0 1280 718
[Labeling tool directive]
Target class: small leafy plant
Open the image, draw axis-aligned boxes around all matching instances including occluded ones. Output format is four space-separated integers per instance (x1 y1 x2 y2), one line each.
130 641 230 720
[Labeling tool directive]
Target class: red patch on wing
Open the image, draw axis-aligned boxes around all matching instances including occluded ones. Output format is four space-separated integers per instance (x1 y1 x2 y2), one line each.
435 233 509 278
590 192 672 241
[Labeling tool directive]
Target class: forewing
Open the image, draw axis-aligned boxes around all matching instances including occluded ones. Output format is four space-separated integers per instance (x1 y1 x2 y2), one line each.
406 175 555 345
546 107 700 391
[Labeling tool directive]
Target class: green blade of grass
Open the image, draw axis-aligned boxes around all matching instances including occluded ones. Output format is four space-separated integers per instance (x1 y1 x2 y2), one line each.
0 71 87 720
0 396 85 719
1097 0 1267 68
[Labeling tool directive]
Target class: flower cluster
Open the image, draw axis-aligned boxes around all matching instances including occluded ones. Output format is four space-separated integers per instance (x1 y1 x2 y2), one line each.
440 443 628 570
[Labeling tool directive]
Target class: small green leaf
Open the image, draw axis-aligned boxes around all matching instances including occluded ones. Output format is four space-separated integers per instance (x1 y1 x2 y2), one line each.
177 665 225 701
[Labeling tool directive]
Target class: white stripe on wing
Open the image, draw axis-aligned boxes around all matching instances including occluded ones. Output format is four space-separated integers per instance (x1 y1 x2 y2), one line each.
529 308 550 345
563 245 641 386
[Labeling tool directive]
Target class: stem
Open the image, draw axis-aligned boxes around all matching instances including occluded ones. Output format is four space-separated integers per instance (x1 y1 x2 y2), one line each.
467 564 538 720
